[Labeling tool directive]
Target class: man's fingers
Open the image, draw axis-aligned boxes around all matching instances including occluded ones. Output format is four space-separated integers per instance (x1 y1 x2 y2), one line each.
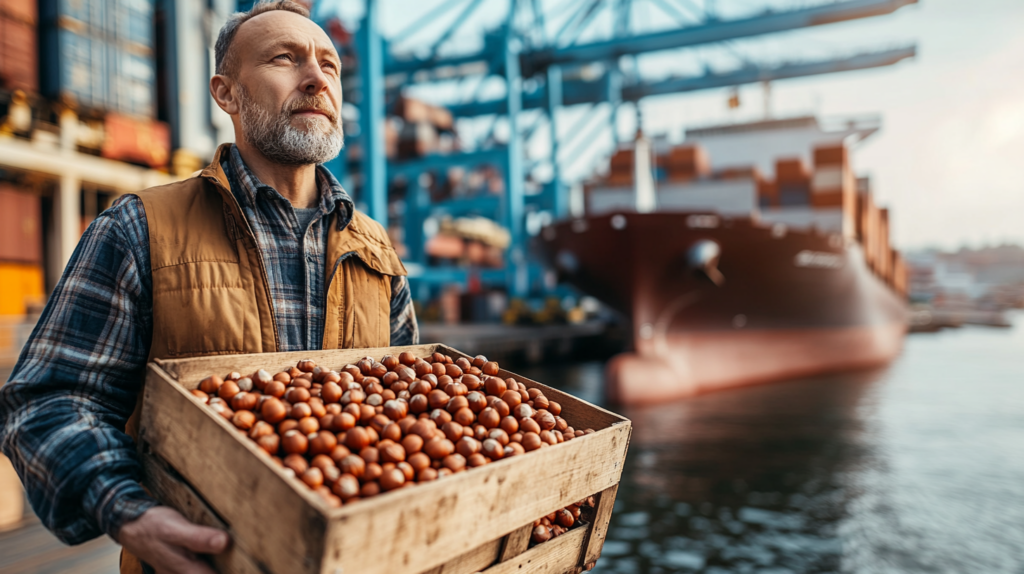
160 513 231 555
158 544 220 574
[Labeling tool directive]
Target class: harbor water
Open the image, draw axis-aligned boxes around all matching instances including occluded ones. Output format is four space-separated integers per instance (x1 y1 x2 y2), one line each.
524 314 1024 573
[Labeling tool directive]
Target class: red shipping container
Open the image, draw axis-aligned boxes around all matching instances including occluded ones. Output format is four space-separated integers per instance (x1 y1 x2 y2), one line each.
0 184 43 265
101 113 171 168
0 0 36 25
0 16 38 93
775 158 810 183
813 145 847 167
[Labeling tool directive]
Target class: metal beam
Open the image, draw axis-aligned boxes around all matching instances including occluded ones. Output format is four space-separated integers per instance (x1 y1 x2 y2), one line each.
385 0 917 77
444 46 916 117
360 0 387 224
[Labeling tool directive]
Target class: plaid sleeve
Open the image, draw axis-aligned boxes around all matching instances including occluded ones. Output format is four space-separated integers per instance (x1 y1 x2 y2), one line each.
389 275 419 346
0 194 158 544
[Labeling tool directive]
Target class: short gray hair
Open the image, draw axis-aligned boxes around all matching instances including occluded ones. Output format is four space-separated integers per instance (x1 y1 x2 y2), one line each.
214 1 311 77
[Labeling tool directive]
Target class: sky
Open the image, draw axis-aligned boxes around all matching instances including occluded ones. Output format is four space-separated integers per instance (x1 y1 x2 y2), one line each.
329 0 1024 251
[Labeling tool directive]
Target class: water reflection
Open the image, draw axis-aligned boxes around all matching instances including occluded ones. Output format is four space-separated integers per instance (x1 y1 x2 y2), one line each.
521 316 1024 573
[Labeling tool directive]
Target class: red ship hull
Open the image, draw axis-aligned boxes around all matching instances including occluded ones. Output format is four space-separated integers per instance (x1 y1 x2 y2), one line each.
542 212 908 405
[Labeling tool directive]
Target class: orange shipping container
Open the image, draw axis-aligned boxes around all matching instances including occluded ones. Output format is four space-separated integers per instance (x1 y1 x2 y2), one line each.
0 262 45 315
101 113 172 168
0 185 42 264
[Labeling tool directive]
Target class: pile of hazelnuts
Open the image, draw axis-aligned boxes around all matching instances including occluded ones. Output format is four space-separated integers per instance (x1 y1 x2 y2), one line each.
532 497 595 545
190 352 596 511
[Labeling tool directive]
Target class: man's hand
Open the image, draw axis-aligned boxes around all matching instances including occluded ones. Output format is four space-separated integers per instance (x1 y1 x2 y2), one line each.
117 506 230 574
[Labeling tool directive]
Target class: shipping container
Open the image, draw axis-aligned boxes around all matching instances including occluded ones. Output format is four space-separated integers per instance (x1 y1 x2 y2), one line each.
775 158 810 183
0 262 45 315
660 145 710 177
778 183 810 206
757 180 778 209
812 144 847 167
101 111 170 166
1 0 37 24
0 14 38 92
40 0 156 117
0 185 43 265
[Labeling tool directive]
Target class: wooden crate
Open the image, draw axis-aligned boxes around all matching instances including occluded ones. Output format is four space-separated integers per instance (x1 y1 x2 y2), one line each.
138 344 631 574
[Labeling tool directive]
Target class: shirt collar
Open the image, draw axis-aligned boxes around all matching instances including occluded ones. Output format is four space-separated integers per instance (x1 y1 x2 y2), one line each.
224 144 354 230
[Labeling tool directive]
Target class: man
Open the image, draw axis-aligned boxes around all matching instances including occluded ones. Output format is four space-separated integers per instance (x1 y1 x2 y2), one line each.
0 2 417 573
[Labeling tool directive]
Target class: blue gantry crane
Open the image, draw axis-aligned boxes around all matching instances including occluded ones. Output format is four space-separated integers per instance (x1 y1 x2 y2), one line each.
243 0 918 305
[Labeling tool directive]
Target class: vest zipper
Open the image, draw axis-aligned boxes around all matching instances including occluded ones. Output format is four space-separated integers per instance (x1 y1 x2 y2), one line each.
322 250 358 348
207 176 282 352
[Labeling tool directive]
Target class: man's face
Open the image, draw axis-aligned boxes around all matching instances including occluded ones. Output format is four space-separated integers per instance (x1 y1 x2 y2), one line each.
230 11 344 165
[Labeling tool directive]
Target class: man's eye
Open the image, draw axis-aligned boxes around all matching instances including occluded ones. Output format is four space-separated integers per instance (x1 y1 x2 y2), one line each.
275 54 292 61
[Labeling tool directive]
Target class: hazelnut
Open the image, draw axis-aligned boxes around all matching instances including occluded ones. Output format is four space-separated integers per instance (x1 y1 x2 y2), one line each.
396 461 415 481
199 375 224 395
264 381 287 398
482 438 504 460
218 380 240 400
482 362 500 376
423 438 455 460
401 434 424 454
446 395 469 414
461 374 481 391
332 412 357 431
283 453 308 475
487 428 510 446
360 481 381 498
289 402 312 420
443 453 466 472
455 436 481 458
478 407 500 429
501 390 522 408
282 429 309 455
231 410 256 430
302 467 324 489
344 426 370 451
467 453 488 467
484 377 507 397
338 454 365 478
466 392 488 413
333 474 360 500
407 451 431 472
190 389 210 403
417 467 438 482
556 509 575 528
520 418 541 435
399 351 417 366
309 430 337 456
380 443 406 463
321 382 342 403
360 447 380 464
429 409 452 426
256 434 280 455
298 416 320 435
363 462 383 482
521 432 542 451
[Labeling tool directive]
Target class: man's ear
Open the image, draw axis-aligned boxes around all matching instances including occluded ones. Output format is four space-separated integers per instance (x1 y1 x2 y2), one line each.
210 75 240 115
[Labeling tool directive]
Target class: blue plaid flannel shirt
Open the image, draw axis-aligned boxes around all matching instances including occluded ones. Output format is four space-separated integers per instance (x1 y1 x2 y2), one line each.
0 145 418 544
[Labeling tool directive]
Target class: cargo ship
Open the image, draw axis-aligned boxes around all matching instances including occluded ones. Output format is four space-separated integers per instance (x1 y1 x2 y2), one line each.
541 116 909 404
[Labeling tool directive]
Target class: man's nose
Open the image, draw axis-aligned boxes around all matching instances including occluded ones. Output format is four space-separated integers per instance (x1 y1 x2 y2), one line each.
301 60 330 95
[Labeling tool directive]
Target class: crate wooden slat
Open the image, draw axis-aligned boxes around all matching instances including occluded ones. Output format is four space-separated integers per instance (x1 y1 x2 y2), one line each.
139 344 631 574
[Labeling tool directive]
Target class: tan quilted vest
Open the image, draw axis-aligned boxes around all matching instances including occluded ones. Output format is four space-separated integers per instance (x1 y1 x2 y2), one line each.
120 144 405 574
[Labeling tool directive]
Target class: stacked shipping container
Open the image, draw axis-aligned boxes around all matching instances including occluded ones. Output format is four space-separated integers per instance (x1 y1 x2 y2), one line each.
0 0 38 92
0 184 44 316
774 158 811 206
41 0 155 117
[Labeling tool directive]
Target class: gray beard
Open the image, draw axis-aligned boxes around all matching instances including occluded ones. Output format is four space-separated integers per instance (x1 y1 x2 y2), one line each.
238 85 344 166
